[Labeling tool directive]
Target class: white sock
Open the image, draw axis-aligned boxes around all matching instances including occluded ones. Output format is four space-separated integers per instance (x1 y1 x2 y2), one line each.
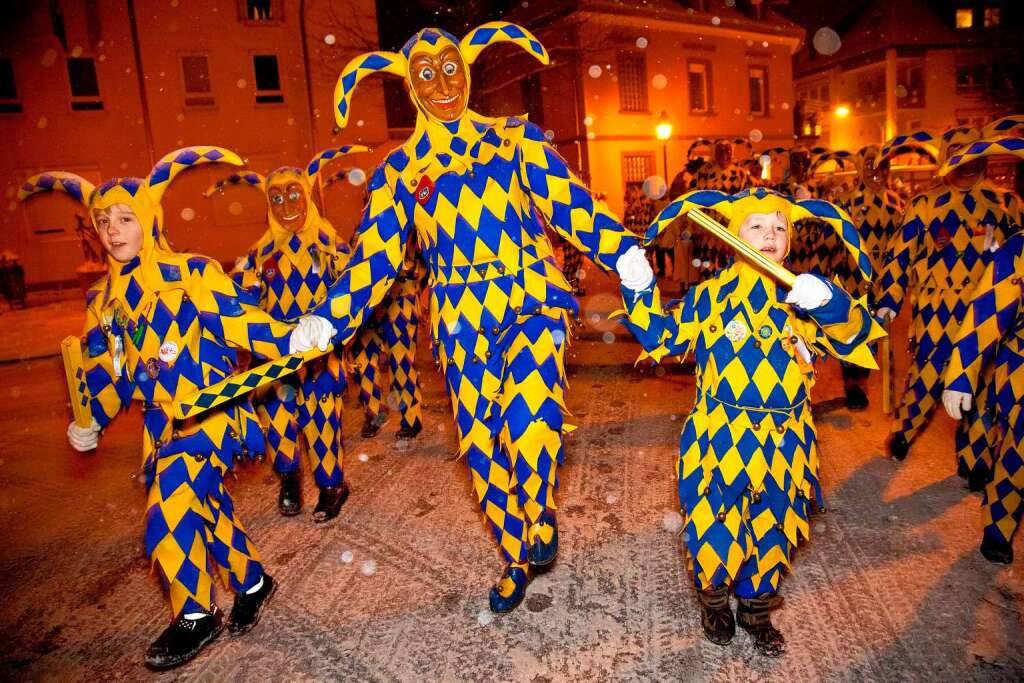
183 612 209 620
245 576 264 595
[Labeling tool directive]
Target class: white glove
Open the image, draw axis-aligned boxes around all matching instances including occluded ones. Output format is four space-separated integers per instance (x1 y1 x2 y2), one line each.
982 223 999 253
289 315 337 354
67 418 101 452
233 256 250 272
942 389 973 420
784 274 833 310
876 307 896 322
615 245 655 291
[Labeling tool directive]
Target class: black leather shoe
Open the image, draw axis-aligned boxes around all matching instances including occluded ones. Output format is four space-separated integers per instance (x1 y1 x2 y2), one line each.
361 413 385 438
277 470 302 517
737 595 786 657
144 606 224 670
395 422 422 440
697 586 735 646
980 536 1013 564
966 466 991 493
844 384 869 411
228 573 276 635
888 433 911 461
312 482 350 524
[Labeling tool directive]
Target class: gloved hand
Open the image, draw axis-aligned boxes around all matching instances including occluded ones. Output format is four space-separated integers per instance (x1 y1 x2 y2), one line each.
784 273 833 310
982 223 1000 253
876 307 896 322
615 245 655 291
942 389 972 420
67 418 101 452
289 315 337 354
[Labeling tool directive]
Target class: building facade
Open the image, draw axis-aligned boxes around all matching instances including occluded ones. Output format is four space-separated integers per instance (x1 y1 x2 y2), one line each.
792 0 1024 152
0 0 386 288
474 0 804 217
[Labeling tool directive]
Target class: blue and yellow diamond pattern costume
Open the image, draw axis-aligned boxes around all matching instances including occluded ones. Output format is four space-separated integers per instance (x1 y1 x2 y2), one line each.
620 188 883 597
945 232 1024 554
690 139 752 279
310 23 641 602
20 148 295 619
207 146 367 491
876 127 1022 466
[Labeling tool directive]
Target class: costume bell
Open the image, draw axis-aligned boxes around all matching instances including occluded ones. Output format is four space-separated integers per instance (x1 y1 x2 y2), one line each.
21 147 296 669
876 127 1023 468
206 145 368 522
297 22 645 613
619 187 883 655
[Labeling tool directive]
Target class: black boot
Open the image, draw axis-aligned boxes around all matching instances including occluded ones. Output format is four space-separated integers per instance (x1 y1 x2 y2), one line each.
737 594 786 657
395 421 422 440
966 466 991 493
228 573 277 635
888 433 911 461
277 470 302 517
980 536 1013 564
312 482 350 524
361 412 385 438
697 586 735 646
144 606 225 670
844 384 869 411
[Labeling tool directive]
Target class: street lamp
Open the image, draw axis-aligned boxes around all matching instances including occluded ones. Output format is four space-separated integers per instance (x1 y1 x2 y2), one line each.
655 110 672 182
834 104 851 118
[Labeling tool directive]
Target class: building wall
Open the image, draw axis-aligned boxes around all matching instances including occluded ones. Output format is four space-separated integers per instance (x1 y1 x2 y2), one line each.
0 0 386 288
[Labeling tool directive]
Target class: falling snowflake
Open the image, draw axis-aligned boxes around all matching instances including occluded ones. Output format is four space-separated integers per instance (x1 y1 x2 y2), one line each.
228 201 244 216
602 331 615 344
358 452 369 462
348 168 367 186
662 510 684 533
341 550 354 563
749 129 764 143
236 79 247 89
651 74 668 90
606 493 619 504
642 175 667 200
583 115 594 127
588 65 602 78
478 610 495 626
812 27 842 56
180 207 195 221
711 16 721 26
360 559 377 576
636 37 648 49
544 129 555 141
324 34 336 45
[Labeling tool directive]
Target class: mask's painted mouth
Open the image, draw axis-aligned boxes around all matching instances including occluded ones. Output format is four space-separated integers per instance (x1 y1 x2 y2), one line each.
430 93 460 108
281 214 300 221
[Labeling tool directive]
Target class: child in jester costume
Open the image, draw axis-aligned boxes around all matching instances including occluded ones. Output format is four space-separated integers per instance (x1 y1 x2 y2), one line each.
617 187 884 656
876 127 1022 469
941 130 1024 564
21 148 327 669
832 145 905 410
204 145 368 522
288 22 651 613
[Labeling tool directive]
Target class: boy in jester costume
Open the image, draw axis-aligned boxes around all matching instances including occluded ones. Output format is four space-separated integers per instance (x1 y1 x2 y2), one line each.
832 145 905 410
616 187 884 656
876 127 1022 468
941 130 1024 564
289 22 651 613
204 144 368 522
20 148 327 669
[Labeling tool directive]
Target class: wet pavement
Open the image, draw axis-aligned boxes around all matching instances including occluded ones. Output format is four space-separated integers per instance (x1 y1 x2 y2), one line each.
0 268 1021 682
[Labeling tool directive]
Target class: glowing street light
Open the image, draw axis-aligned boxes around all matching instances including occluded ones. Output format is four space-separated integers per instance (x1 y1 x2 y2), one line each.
834 104 851 118
655 110 672 180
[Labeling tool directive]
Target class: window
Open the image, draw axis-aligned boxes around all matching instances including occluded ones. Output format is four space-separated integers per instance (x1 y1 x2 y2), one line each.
688 60 711 113
749 66 767 115
897 64 925 108
520 73 544 125
239 0 282 22
617 51 648 113
0 57 21 113
67 57 103 111
955 8 973 28
956 62 987 94
621 153 655 230
182 55 214 107
983 8 1001 27
253 55 283 104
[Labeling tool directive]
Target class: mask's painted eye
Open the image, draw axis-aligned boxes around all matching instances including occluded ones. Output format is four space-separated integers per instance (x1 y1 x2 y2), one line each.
287 191 300 201
418 66 435 82
442 61 458 76
271 194 284 205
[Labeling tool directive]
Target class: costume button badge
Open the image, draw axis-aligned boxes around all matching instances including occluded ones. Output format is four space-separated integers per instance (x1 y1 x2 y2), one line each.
724 319 748 342
158 341 179 363
758 325 773 339
145 358 160 379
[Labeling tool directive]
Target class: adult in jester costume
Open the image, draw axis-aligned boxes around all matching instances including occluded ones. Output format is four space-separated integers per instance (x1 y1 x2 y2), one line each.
690 138 753 279
832 145 905 409
941 131 1024 564
290 22 650 613
204 144 367 522
617 187 884 656
20 147 316 669
876 127 1022 467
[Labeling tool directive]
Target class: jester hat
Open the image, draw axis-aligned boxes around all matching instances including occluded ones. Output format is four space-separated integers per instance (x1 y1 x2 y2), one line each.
938 133 1024 177
204 145 368 242
879 130 940 166
810 148 855 175
983 114 1024 138
20 146 243 273
332 22 549 131
646 187 874 281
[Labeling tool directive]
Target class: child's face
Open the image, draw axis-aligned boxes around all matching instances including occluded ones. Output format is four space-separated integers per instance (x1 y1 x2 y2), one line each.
738 211 788 263
93 203 144 263
268 181 308 232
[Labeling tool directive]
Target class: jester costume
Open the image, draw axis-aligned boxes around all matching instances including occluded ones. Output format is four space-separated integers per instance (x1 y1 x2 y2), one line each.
945 233 1024 564
690 139 752 279
877 127 1022 466
782 148 846 279
619 188 883 655
21 148 285 669
308 22 642 612
207 146 366 521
